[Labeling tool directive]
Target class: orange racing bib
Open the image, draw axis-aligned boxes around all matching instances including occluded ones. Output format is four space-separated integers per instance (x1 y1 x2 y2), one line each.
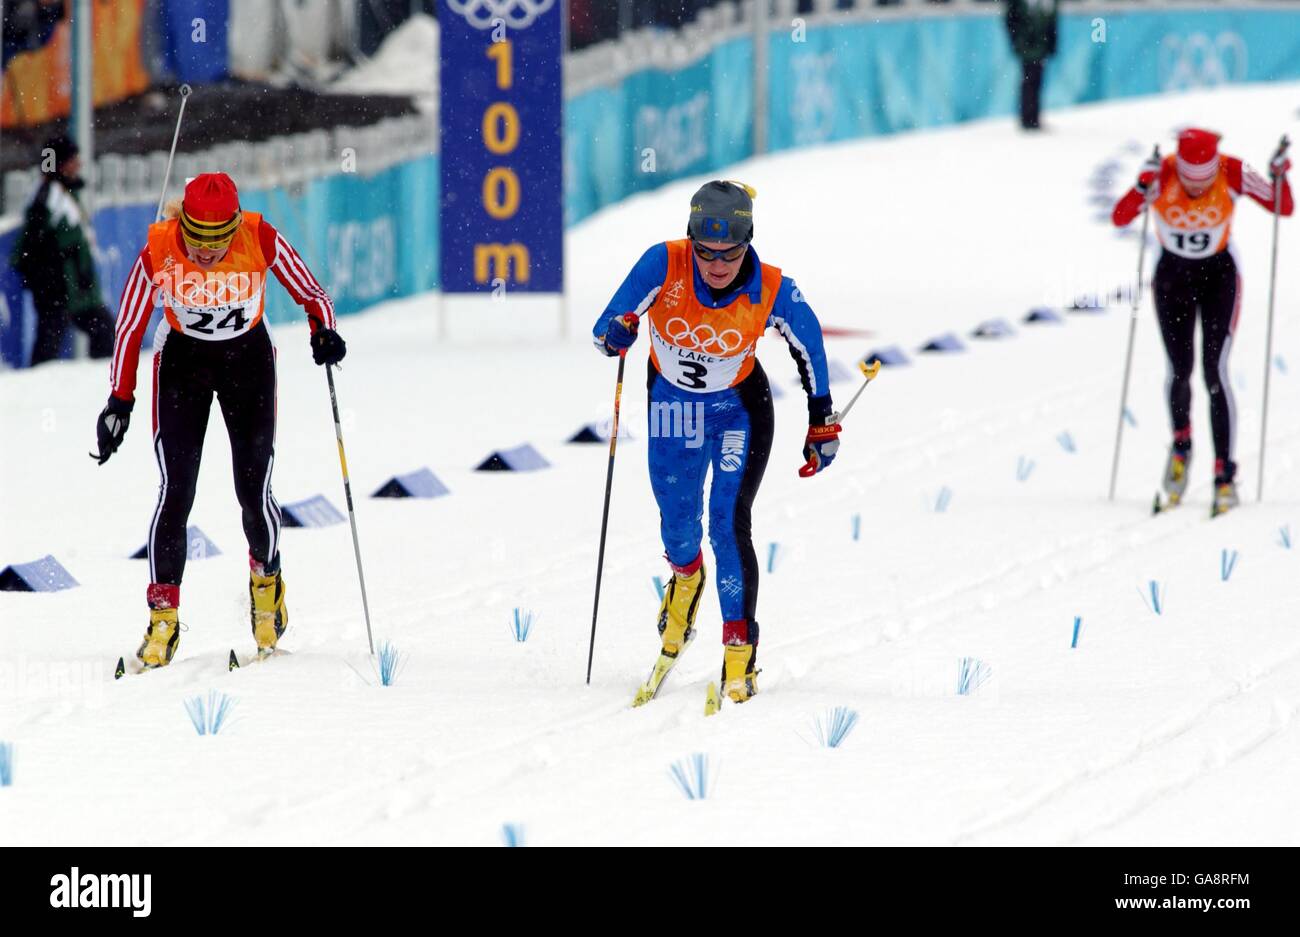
647 239 782 393
1153 156 1235 260
146 212 270 340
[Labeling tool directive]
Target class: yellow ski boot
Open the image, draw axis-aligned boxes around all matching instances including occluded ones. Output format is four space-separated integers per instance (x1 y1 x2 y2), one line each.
632 555 706 707
250 566 288 657
137 607 180 669
657 557 706 656
705 642 759 715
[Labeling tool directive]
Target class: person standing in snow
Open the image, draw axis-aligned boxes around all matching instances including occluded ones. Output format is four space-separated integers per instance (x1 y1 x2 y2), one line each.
1004 0 1058 132
9 134 116 364
92 172 348 668
1112 128 1292 516
592 180 838 708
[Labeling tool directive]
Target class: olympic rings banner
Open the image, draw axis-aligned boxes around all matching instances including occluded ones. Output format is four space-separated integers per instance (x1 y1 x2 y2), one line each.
566 7 1300 225
438 0 565 294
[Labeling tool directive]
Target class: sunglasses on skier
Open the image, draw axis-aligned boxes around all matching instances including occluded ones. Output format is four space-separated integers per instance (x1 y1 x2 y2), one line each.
690 238 748 263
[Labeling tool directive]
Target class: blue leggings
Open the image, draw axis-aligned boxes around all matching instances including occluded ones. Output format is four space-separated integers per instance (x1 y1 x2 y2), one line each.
646 362 773 643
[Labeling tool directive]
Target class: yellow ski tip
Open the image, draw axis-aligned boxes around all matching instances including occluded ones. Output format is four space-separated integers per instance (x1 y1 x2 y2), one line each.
632 684 654 708
704 682 721 717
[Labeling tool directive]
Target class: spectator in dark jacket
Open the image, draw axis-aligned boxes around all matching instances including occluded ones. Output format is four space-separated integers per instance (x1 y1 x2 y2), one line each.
9 134 115 365
1005 0 1059 131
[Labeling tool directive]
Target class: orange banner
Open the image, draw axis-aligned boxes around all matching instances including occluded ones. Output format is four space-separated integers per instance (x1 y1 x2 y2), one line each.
2 0 150 129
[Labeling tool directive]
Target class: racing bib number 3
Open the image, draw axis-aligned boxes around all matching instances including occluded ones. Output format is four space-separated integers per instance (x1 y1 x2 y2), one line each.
650 319 749 393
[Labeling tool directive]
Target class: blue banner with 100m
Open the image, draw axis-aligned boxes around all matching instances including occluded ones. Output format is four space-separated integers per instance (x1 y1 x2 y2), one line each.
438 0 564 294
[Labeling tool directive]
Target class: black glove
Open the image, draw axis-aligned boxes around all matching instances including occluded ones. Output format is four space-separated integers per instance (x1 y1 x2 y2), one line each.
311 328 347 366
91 395 133 465
1135 152 1161 199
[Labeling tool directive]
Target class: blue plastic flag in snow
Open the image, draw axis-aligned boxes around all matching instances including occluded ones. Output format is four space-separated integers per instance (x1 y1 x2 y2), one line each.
1221 549 1239 582
1280 525 1293 550
1275 355 1288 376
1139 580 1165 615
509 608 536 643
501 823 525 847
1071 616 1082 649
668 753 713 800
851 513 861 542
1123 408 1137 428
767 542 779 574
1057 431 1076 453
1016 456 1036 481
934 486 952 513
957 658 991 696
0 742 12 786
377 641 404 685
814 707 860 748
652 575 666 601
183 690 237 736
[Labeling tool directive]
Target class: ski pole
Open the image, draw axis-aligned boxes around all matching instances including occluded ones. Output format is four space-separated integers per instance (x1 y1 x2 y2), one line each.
586 342 631 685
1108 144 1159 502
154 84 192 221
1257 134 1290 502
835 359 882 424
796 358 881 477
326 363 375 656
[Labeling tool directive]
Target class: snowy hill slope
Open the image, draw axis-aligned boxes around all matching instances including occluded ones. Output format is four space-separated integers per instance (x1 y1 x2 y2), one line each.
2 83 1299 845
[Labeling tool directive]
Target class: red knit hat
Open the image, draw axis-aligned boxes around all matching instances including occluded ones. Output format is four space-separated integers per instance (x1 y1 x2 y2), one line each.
180 172 241 249
1176 128 1221 185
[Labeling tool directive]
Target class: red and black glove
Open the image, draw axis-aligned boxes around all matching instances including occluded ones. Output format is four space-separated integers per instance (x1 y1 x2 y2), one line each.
799 398 841 477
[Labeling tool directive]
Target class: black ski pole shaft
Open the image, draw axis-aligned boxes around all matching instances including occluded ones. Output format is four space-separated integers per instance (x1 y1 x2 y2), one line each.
1108 144 1159 501
586 350 628 685
1257 134 1289 502
326 363 375 655
154 84 192 221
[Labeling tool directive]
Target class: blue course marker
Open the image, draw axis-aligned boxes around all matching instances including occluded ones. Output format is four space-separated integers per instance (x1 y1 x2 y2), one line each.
1071 616 1082 649
1221 549 1239 582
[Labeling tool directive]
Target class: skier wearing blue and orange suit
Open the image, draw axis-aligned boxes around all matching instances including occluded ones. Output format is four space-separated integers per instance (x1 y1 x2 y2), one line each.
593 181 838 706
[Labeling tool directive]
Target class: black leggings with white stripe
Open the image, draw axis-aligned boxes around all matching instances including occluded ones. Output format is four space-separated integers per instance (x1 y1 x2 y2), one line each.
149 322 280 585
1153 249 1239 481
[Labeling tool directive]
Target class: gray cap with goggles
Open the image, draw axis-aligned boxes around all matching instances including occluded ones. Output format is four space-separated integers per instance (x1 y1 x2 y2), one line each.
688 180 756 245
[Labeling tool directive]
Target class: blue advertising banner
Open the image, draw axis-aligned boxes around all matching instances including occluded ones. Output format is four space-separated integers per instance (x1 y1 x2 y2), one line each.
0 225 35 367
438 0 564 293
566 7 1300 224
0 156 439 368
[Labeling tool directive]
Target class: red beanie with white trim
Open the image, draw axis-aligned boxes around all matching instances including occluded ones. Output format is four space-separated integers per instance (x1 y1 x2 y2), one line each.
1176 128 1221 186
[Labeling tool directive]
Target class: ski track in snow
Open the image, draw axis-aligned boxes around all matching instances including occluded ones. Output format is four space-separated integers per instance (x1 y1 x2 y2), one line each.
3 84 1300 845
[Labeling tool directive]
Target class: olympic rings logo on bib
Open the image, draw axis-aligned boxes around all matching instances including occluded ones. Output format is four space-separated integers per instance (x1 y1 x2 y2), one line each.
162 270 261 307
1162 204 1223 230
664 317 744 355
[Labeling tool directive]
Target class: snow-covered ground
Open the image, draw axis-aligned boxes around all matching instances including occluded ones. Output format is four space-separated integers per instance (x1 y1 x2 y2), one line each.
2 83 1299 846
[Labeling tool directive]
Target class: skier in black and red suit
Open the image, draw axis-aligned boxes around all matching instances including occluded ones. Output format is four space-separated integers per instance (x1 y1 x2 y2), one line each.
1113 129 1292 515
93 172 347 667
